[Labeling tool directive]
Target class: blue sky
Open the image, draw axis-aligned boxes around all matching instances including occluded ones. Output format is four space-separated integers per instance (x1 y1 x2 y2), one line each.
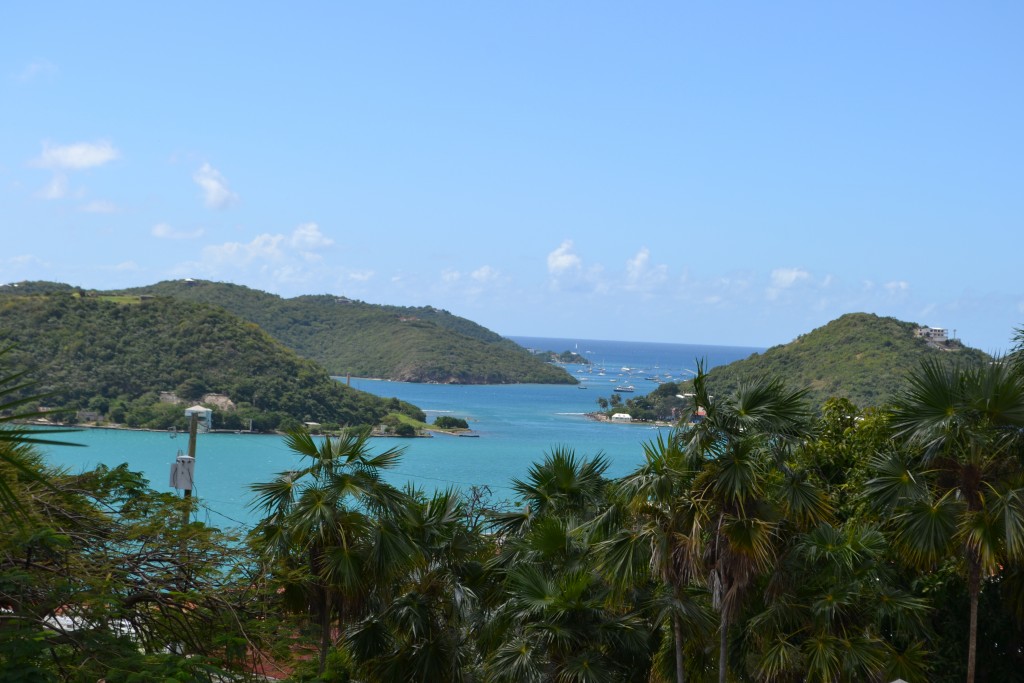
2 3 1021 351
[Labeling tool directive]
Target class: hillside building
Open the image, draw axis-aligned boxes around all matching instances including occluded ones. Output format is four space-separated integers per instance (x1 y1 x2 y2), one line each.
915 326 948 342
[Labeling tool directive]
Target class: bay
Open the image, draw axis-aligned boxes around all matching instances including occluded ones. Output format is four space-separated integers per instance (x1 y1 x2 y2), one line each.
38 337 760 528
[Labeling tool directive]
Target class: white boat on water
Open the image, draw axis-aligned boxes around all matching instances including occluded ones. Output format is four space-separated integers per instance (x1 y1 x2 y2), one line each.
614 385 635 393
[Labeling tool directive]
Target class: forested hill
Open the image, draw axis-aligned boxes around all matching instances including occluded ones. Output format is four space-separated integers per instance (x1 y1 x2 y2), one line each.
0 292 423 431
117 280 575 384
695 313 992 409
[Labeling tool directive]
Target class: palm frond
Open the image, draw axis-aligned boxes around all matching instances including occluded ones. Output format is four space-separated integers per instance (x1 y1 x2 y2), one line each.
892 492 961 568
865 450 927 511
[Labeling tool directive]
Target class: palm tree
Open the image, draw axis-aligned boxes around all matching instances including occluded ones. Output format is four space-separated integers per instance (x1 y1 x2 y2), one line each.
249 426 410 675
485 561 650 683
488 446 610 538
0 346 82 515
867 358 1024 683
683 363 825 683
743 521 930 682
483 449 652 682
346 486 489 682
601 431 714 683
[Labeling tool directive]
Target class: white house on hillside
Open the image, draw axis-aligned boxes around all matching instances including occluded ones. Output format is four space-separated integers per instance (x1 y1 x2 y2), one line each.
915 326 948 342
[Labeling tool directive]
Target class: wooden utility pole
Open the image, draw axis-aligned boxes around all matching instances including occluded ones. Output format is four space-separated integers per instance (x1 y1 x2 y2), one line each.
182 412 199 528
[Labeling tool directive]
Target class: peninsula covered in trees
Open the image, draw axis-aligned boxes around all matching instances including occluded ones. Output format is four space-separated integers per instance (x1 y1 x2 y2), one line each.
115 280 577 384
0 291 424 431
594 313 992 422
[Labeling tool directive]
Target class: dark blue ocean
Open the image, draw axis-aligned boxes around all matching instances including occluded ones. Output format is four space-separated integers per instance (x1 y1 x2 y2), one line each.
38 337 761 528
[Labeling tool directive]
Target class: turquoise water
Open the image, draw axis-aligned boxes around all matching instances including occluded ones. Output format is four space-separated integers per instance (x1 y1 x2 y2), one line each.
38 338 760 529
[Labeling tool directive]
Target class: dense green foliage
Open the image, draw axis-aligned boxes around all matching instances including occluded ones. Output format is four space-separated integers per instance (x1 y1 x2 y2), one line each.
4 313 1024 681
597 381 688 421
0 281 75 296
0 446 271 681
685 313 990 409
531 349 591 364
0 293 422 431
116 280 577 384
433 415 470 429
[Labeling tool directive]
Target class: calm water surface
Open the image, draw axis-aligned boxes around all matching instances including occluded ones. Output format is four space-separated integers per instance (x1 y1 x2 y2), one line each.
39 338 760 528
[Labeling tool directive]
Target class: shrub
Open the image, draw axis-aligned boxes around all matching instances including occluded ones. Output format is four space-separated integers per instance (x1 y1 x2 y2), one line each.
433 415 469 429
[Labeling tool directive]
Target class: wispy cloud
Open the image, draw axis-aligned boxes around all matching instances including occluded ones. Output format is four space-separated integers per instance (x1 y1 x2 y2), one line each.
4 254 48 268
547 240 581 275
347 270 374 282
193 163 238 209
289 222 332 252
33 140 119 169
15 60 57 82
771 267 810 289
35 173 67 200
471 265 499 283
885 280 909 294
152 223 204 240
624 247 667 293
79 200 119 213
176 223 334 288
766 267 810 300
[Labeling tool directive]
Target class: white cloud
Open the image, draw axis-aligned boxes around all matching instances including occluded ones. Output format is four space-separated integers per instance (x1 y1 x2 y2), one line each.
79 200 118 213
35 174 67 199
690 274 754 307
626 248 650 280
16 60 57 82
885 280 910 293
204 234 280 264
770 267 810 289
112 261 140 271
625 247 667 293
178 223 334 287
442 269 461 283
288 222 332 250
348 270 374 282
193 163 238 209
152 223 204 239
5 254 47 267
33 140 119 169
767 267 810 301
547 240 581 274
471 265 498 283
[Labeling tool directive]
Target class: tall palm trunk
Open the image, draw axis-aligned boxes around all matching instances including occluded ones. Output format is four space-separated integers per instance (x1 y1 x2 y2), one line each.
967 559 980 683
319 587 332 675
673 612 686 683
718 608 728 683
309 544 332 675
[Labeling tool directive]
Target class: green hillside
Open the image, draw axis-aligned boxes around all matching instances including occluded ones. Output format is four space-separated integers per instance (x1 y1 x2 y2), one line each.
118 280 576 384
0 292 423 431
689 313 991 409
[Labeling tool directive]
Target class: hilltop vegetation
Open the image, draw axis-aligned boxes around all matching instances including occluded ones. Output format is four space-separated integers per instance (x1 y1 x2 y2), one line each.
0 292 423 431
116 280 576 384
690 313 990 408
7 346 1024 680
590 313 994 421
